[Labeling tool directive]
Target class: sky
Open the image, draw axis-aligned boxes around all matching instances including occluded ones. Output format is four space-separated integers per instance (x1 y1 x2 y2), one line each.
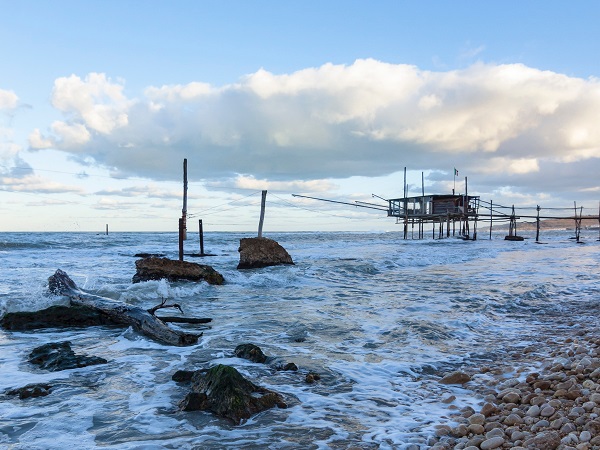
1 1 600 232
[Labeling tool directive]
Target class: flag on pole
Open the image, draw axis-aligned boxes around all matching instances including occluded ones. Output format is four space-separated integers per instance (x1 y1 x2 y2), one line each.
454 168 459 176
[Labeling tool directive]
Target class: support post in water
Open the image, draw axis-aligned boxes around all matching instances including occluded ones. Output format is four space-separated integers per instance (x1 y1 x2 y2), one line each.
489 200 493 240
258 190 267 238
179 218 184 261
182 158 188 240
199 219 205 255
106 224 108 236
536 205 541 243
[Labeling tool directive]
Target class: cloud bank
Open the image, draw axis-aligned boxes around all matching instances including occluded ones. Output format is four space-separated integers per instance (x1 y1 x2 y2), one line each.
24 60 600 200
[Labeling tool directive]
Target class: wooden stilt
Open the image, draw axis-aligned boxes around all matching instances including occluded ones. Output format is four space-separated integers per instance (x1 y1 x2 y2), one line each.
182 159 188 240
536 205 540 243
257 190 267 238
489 200 493 240
199 219 205 255
178 218 184 261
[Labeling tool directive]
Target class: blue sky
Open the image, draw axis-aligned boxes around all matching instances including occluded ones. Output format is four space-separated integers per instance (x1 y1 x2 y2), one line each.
1 1 599 232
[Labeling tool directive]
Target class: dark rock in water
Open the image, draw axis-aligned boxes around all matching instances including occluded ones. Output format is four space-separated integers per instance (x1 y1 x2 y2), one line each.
179 364 286 424
172 369 199 382
134 253 166 258
234 343 268 363
237 237 294 269
305 372 321 384
132 257 224 284
6 383 52 399
29 341 107 372
1 305 119 330
277 362 298 371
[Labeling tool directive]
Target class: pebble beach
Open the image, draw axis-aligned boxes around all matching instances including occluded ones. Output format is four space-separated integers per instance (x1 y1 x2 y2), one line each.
426 327 600 450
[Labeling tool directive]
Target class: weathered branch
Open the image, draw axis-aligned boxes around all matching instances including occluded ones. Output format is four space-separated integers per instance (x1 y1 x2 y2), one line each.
48 269 200 346
156 316 212 324
147 299 183 316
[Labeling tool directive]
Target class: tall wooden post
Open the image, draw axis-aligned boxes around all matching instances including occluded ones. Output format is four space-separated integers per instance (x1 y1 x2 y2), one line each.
535 205 540 243
182 159 188 240
489 200 493 240
574 201 580 243
178 218 184 261
199 219 204 255
258 190 267 238
106 224 108 236
403 167 408 240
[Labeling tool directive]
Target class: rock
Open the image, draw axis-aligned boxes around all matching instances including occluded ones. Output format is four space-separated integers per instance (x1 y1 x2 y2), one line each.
132 257 224 284
172 370 197 382
179 364 286 424
306 372 321 384
277 362 298 371
28 341 107 371
234 343 268 363
480 436 505 449
439 371 471 385
6 383 52 399
1 305 119 330
237 237 294 269
522 431 561 449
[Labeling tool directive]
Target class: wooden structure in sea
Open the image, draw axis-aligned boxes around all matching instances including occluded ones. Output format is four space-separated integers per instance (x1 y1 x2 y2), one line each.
387 193 481 240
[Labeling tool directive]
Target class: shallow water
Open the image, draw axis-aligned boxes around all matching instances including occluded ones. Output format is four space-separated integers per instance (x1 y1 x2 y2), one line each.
1 230 599 449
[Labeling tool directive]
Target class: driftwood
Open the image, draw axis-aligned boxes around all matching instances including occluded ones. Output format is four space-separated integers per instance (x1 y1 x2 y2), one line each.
157 316 212 324
48 269 199 346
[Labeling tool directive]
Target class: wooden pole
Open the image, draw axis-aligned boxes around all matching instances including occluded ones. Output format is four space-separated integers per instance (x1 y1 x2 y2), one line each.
198 219 204 255
178 218 184 261
106 224 108 236
258 190 267 238
535 205 540 243
489 200 493 240
182 159 188 240
574 201 579 243
403 167 408 240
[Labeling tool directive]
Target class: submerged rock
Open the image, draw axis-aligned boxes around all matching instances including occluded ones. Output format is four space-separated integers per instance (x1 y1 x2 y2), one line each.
179 364 287 424
237 237 294 269
6 383 53 400
1 305 119 330
29 341 107 372
234 343 268 363
132 257 224 284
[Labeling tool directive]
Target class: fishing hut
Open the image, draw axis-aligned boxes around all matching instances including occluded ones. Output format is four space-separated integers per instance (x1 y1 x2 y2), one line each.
293 168 599 243
388 193 480 240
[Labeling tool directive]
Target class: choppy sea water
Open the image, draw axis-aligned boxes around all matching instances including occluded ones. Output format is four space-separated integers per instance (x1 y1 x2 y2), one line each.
0 230 599 449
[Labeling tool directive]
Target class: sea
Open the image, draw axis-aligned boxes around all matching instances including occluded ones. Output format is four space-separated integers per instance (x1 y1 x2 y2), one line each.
1 229 599 449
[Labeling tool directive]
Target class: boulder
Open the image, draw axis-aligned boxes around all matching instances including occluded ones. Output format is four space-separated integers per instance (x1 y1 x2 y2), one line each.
132 257 224 284
234 343 268 363
179 364 287 424
237 237 294 269
29 341 107 371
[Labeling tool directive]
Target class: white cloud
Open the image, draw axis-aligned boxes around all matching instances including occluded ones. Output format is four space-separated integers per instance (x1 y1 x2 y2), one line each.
0 173 86 194
28 128 54 149
206 175 338 193
0 89 18 110
30 61 600 203
51 73 131 134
